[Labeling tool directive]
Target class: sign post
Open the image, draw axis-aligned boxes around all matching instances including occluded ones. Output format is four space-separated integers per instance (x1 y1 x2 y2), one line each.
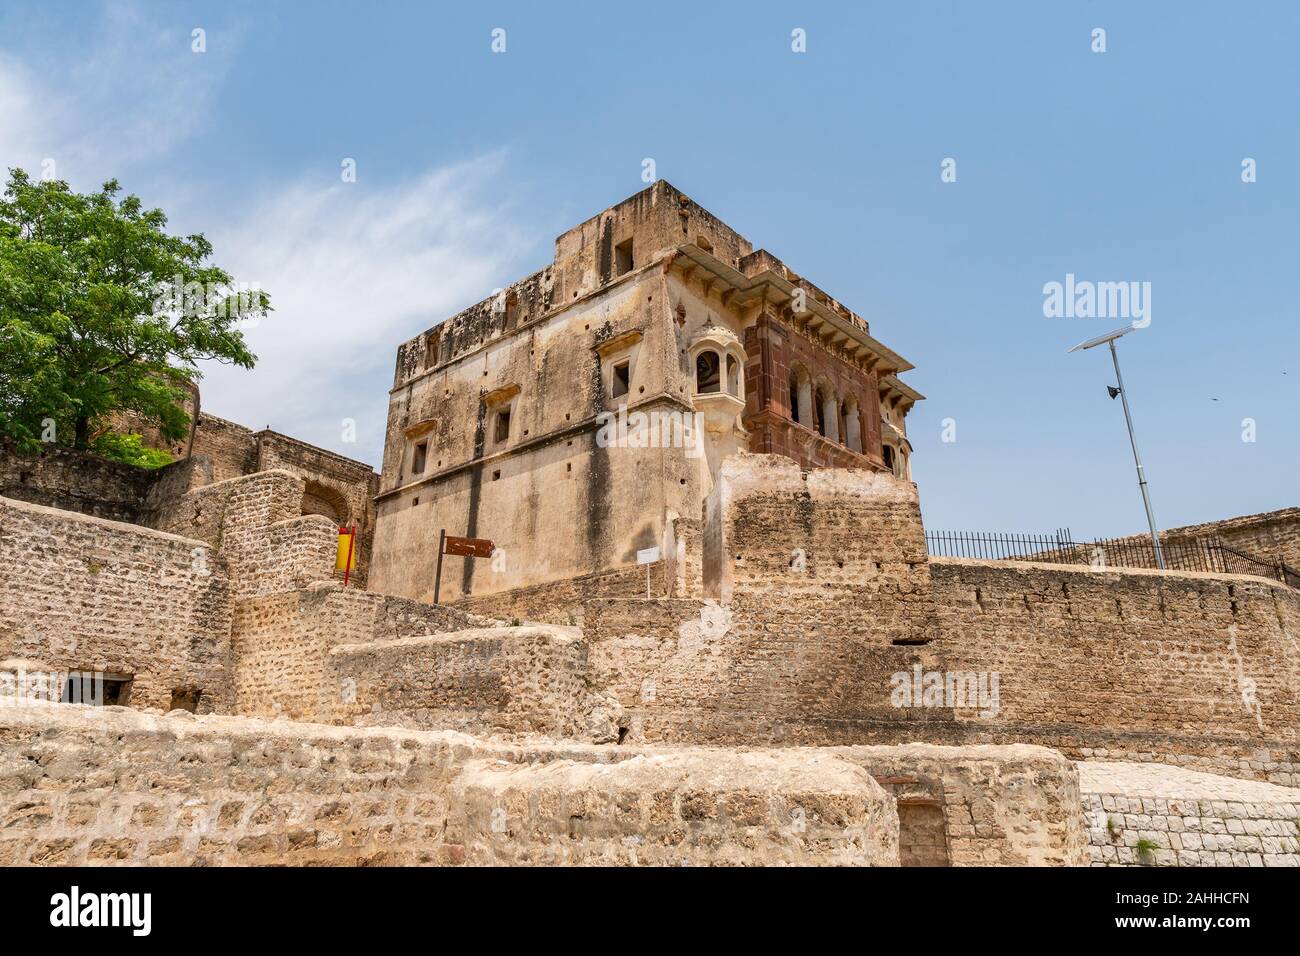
636 546 660 599
433 531 496 604
433 529 446 604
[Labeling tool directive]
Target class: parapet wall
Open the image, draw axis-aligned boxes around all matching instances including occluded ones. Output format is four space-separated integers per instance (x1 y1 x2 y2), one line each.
0 496 232 712
1109 507 1300 572
930 558 1300 755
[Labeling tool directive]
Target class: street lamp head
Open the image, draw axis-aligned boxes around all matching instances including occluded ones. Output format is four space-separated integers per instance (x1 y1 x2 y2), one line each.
1067 325 1138 353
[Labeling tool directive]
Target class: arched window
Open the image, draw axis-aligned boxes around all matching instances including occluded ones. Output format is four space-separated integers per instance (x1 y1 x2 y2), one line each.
788 365 813 426
882 444 896 474
695 350 721 394
726 354 741 397
816 386 840 442
302 480 349 525
843 395 862 452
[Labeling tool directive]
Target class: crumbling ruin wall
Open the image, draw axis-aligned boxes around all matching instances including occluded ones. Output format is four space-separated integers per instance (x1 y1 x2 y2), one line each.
835 744 1087 867
448 749 896 866
0 704 902 867
0 441 161 523
0 495 232 712
187 413 261 484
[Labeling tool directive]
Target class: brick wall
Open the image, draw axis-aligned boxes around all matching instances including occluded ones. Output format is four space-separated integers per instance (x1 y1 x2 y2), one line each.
742 313 887 472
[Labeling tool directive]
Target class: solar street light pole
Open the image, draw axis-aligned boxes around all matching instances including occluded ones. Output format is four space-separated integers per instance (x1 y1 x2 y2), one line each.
1068 325 1165 571
1107 338 1164 570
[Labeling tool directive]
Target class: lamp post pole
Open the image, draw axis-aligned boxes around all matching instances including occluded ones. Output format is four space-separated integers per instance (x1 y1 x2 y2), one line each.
1108 339 1165 570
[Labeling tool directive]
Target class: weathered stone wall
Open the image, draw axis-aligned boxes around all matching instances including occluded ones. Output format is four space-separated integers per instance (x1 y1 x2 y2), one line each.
231 582 483 721
0 441 162 523
1079 761 1300 867
454 564 660 626
371 267 693 606
0 496 232 712
1 414 380 586
930 558 1300 745
585 455 941 744
0 704 904 867
253 429 379 587
448 749 897 866
581 457 1300 782
836 743 1087 866
152 470 337 599
187 413 260 484
332 625 617 741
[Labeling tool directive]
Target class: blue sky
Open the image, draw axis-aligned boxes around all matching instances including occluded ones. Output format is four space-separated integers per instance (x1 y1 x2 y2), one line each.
2 1 1296 537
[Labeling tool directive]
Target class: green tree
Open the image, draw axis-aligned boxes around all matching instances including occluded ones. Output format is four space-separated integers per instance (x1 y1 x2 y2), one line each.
0 168 269 462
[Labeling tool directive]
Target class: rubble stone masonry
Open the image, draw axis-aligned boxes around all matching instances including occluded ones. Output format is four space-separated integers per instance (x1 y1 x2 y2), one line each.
1080 761 1300 867
0 496 232 712
0 704 906 867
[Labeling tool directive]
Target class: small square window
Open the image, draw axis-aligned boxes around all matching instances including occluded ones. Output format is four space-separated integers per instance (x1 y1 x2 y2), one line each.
63 674 132 706
612 360 630 399
615 239 634 276
494 408 511 444
169 687 202 713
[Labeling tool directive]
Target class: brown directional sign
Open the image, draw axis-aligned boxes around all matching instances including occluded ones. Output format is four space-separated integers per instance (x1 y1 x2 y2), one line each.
443 535 495 559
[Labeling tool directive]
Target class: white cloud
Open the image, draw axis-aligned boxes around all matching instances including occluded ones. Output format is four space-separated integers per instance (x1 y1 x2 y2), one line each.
2 4 537 469
200 157 533 466
0 6 224 185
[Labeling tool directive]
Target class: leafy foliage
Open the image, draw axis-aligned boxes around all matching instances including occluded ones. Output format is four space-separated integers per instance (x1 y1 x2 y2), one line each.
89 431 174 469
0 169 270 462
